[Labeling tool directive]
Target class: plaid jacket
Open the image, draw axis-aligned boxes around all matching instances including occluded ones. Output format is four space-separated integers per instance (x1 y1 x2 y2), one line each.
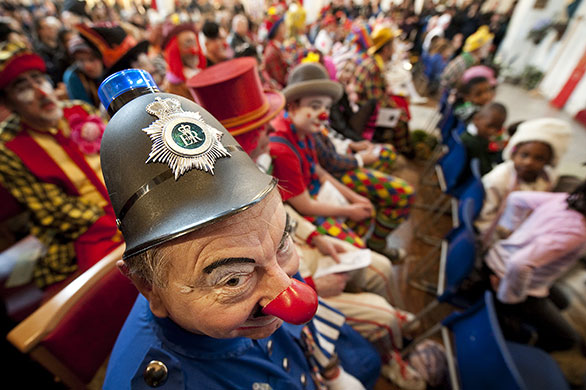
313 132 359 178
354 56 409 125
440 52 476 90
0 101 119 287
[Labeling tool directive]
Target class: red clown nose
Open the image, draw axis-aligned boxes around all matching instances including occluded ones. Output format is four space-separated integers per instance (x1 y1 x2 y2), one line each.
262 279 318 324
318 112 328 121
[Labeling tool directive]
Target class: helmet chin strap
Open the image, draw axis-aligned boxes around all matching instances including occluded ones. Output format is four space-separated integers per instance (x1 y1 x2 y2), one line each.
262 279 318 325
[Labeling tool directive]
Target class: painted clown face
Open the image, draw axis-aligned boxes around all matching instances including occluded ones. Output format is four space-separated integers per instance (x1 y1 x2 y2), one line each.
177 30 201 69
289 95 333 135
144 190 306 340
4 70 62 128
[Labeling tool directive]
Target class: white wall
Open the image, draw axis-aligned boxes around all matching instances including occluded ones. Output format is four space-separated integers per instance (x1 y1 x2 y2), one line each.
482 0 516 14
496 0 568 76
539 0 586 116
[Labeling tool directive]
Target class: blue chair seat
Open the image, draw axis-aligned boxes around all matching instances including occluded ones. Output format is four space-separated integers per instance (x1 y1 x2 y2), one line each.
442 292 570 390
507 342 569 390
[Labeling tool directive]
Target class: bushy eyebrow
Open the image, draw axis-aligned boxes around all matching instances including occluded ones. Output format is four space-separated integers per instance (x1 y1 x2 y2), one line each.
203 214 291 274
203 257 255 274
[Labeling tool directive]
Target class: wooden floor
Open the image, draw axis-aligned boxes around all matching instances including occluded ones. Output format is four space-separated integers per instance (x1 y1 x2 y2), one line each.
373 155 456 390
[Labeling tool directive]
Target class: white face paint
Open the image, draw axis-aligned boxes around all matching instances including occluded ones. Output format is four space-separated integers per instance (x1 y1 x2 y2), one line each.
6 71 62 128
37 78 54 95
289 95 333 135
13 77 54 104
14 88 35 104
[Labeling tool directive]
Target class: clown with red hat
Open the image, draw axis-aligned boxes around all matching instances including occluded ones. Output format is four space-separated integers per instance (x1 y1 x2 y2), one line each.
75 22 150 78
160 22 207 100
0 42 121 293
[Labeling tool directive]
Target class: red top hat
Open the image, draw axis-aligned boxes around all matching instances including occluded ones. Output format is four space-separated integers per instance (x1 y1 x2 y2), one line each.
186 57 285 137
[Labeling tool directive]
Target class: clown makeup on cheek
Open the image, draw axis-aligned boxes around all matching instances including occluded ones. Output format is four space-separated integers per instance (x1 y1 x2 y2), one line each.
14 88 35 104
38 79 54 95
13 75 55 104
290 95 333 134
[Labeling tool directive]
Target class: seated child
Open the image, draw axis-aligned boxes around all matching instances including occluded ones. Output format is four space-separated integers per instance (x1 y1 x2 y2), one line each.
483 185 586 359
312 129 415 259
476 118 572 238
423 38 454 95
460 102 507 176
454 75 495 122
270 63 407 260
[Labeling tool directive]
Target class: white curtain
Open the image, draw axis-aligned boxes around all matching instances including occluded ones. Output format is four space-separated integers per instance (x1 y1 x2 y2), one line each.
496 0 568 76
539 1 586 116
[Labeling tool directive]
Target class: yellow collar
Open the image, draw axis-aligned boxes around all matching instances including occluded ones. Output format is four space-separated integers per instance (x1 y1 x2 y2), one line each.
374 54 385 70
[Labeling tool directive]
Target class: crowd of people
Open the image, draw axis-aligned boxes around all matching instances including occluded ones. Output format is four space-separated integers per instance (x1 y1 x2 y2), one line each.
0 0 585 389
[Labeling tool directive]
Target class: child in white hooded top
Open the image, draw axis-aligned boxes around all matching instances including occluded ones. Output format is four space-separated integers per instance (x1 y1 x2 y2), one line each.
475 118 572 243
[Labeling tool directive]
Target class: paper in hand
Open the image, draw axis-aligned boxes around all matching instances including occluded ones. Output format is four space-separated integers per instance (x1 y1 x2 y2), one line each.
2 235 46 288
375 108 402 128
316 180 349 207
313 249 372 279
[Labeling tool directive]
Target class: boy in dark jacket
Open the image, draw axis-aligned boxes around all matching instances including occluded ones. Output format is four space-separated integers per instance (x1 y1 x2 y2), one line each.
460 102 507 176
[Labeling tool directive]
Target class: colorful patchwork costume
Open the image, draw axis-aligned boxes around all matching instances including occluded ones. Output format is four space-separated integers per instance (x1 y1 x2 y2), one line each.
313 132 414 250
270 113 365 247
270 113 414 250
354 55 413 156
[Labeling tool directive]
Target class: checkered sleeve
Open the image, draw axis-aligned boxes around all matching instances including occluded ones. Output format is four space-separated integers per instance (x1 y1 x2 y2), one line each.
440 56 466 89
313 133 358 178
0 143 104 241
355 60 393 108
354 63 373 106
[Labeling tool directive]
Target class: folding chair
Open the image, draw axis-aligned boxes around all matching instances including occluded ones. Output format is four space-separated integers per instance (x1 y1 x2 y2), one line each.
451 158 485 229
417 104 459 187
404 291 569 390
446 291 569 390
7 244 138 389
415 128 469 245
411 159 484 295
406 198 478 328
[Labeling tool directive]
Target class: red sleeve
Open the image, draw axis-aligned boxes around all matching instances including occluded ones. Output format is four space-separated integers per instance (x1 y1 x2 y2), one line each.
270 142 307 201
304 276 317 291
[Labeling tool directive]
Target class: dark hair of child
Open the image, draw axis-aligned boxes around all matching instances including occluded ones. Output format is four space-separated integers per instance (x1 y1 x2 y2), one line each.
507 120 524 137
480 101 507 119
430 38 452 56
459 76 490 97
567 179 586 217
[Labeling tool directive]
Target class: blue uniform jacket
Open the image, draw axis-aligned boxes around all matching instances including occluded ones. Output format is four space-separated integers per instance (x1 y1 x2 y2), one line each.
104 294 380 390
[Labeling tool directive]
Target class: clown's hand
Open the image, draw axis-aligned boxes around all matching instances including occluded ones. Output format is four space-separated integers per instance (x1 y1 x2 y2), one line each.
312 234 348 263
325 367 366 390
